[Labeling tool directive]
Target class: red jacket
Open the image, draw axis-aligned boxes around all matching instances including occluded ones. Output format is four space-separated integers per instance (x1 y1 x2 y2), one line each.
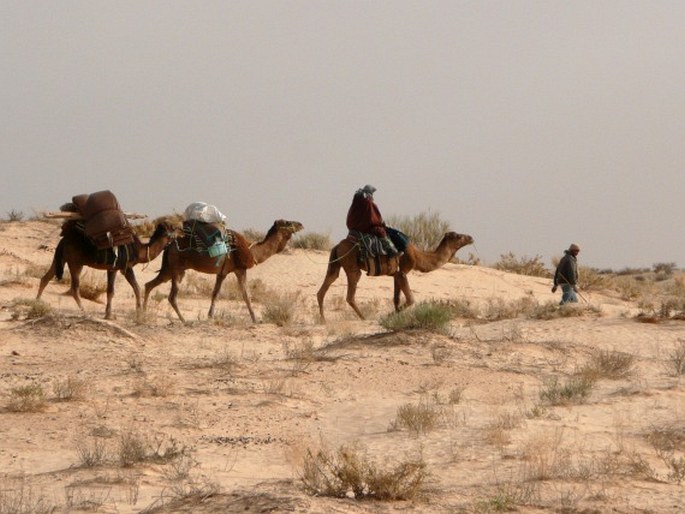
346 193 387 237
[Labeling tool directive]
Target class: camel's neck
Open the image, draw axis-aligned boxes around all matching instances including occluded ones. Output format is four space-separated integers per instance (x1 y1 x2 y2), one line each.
252 233 289 264
412 243 458 273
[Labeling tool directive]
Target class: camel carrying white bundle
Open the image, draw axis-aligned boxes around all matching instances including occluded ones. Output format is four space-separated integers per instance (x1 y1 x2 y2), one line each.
183 202 227 225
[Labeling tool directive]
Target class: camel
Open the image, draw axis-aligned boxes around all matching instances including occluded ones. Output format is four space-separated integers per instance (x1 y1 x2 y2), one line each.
37 220 177 319
317 231 474 321
143 219 304 323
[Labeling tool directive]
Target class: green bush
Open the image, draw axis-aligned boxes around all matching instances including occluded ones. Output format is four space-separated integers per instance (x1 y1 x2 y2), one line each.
379 301 453 333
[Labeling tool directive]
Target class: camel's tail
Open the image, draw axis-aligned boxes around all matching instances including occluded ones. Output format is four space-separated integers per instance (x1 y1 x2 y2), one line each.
54 239 66 280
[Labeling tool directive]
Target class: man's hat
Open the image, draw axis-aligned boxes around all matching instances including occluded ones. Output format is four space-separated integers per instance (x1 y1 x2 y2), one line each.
362 184 376 195
568 243 580 252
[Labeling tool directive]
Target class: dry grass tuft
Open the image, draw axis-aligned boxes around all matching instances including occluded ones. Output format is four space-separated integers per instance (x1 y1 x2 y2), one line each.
494 252 550 278
538 375 595 406
0 475 55 514
299 443 428 500
52 376 89 401
581 349 636 380
390 401 441 435
291 232 331 250
6 384 47 413
666 340 685 376
262 291 300 326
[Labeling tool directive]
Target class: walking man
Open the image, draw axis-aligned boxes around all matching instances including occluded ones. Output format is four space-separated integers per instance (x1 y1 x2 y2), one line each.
552 244 580 305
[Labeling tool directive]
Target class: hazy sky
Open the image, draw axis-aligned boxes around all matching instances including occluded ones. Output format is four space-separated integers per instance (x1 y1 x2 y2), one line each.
2 1 683 270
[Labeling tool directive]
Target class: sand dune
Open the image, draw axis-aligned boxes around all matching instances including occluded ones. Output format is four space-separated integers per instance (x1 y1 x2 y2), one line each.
0 220 683 513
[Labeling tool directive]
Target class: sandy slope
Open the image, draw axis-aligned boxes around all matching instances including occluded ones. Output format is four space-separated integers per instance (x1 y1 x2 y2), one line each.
0 220 683 513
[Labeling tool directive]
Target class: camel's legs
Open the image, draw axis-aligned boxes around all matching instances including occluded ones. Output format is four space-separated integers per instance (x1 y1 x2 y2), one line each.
234 269 256 322
36 261 56 300
143 269 171 310
104 270 118 319
393 272 414 311
122 268 142 311
67 263 85 312
344 268 365 320
208 273 227 319
167 275 187 323
316 261 342 322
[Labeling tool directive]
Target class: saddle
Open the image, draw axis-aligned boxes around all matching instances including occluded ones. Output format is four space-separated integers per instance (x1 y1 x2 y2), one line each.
347 230 401 276
63 190 134 250
181 221 255 268
60 219 138 269
182 220 227 257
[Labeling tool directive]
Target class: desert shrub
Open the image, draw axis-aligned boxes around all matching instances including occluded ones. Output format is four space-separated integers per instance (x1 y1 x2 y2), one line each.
636 291 685 321
578 266 614 291
440 298 480 319
538 375 595 406
22 263 49 280
262 291 300 326
0 476 55 514
132 375 176 397
117 431 186 468
653 262 677 275
77 271 107 302
53 376 88 401
581 350 635 380
76 436 110 467
7 384 47 412
483 296 537 320
299 443 428 500
529 302 591 320
385 210 451 251
494 252 549 278
291 232 331 250
10 298 52 320
5 209 24 222
666 340 685 376
645 424 685 484
390 401 441 435
379 301 453 333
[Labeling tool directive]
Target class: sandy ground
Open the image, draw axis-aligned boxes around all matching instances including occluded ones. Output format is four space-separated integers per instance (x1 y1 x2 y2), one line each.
0 220 683 513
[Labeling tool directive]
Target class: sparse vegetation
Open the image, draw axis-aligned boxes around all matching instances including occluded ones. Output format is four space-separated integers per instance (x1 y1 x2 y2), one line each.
299 443 428 500
10 298 52 320
291 232 331 250
390 401 441 435
379 301 453 332
0 476 55 514
582 349 636 380
5 209 25 222
262 291 300 326
538 375 595 406
385 210 451 251
666 340 685 376
52 376 88 401
494 252 549 278
1 219 684 512
6 384 47 413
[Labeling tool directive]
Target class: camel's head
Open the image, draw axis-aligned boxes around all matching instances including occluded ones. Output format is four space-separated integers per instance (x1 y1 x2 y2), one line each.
261 220 305 253
443 232 474 252
273 219 304 235
153 219 182 241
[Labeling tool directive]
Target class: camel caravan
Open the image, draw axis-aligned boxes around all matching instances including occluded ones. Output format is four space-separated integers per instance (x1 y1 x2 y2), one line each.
37 187 473 322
